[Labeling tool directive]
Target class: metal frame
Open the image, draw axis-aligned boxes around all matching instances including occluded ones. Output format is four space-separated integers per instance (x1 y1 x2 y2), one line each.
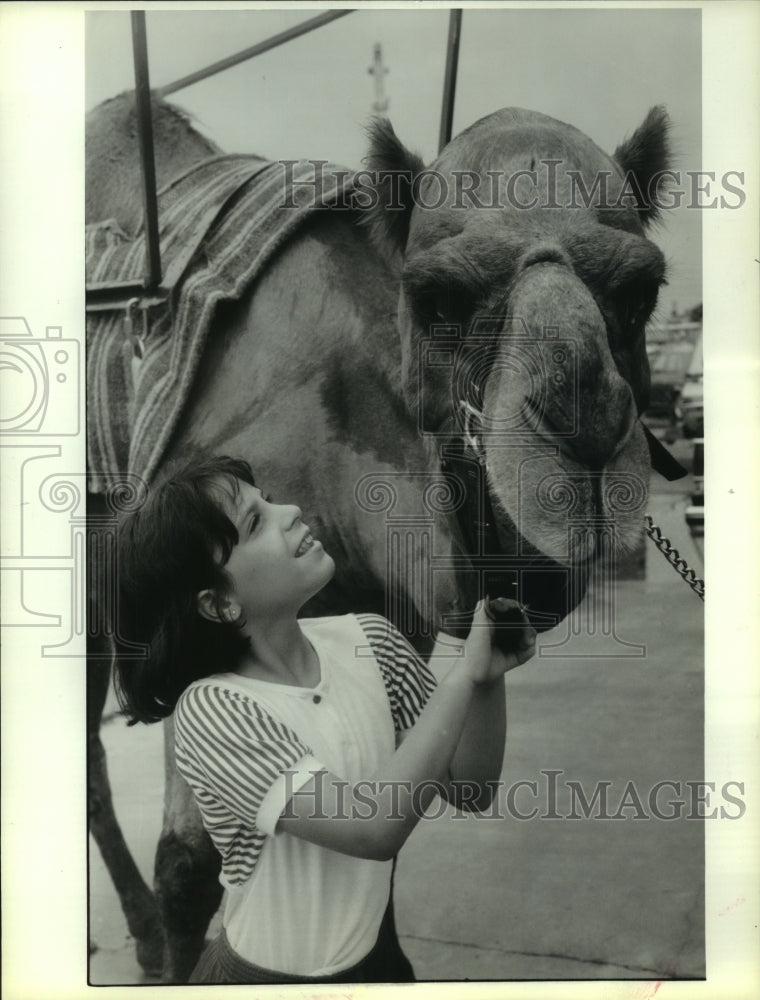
439 10 462 154
131 13 162 290
86 9 462 312
157 10 353 99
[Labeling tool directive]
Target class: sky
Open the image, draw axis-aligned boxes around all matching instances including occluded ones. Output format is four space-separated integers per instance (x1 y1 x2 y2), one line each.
85 6 702 319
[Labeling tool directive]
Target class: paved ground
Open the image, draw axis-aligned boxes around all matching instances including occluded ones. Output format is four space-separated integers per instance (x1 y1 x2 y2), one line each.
89 436 705 985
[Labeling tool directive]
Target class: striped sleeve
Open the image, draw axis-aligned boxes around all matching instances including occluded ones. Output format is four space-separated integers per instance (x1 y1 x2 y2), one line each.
174 682 314 831
356 614 438 732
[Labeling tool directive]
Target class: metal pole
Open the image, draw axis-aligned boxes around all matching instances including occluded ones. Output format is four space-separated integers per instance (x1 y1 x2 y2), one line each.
158 10 353 98
438 9 462 153
131 11 162 290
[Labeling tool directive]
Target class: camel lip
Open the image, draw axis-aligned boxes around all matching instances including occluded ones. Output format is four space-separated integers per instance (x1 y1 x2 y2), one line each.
486 495 606 571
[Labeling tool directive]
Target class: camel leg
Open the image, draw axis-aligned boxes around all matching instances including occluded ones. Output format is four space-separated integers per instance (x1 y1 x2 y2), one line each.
88 651 165 976
155 716 223 984
87 489 164 976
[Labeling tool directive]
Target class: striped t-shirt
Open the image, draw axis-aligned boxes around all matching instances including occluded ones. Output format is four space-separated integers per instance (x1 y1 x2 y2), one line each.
173 613 437 975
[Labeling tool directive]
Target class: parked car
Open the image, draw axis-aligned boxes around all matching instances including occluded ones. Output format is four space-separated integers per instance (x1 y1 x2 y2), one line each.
685 438 704 537
675 333 703 438
645 339 695 423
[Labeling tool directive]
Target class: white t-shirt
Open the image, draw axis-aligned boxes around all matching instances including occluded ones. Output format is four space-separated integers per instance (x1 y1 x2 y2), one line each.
174 613 436 976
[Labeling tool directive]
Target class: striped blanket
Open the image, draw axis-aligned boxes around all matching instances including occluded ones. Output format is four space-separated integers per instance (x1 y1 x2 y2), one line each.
86 155 354 492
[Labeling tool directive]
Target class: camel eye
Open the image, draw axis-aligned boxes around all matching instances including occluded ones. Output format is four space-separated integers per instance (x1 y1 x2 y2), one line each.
414 289 447 323
616 281 660 336
416 283 475 329
430 292 448 322
626 302 648 329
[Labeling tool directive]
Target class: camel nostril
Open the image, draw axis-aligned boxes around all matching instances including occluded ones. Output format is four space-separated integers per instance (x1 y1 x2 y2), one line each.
520 247 571 272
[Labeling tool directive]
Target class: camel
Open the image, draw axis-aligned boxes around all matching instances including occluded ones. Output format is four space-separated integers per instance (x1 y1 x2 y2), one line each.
86 94 672 980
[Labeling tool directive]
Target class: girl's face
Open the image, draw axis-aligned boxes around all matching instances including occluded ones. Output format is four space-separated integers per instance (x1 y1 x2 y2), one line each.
218 479 335 622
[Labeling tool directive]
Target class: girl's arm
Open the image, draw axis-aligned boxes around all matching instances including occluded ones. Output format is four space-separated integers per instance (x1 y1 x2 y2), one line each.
276 602 535 861
447 673 507 810
432 612 536 811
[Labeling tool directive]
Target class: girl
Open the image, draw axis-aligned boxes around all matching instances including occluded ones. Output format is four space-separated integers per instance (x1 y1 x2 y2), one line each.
115 455 536 984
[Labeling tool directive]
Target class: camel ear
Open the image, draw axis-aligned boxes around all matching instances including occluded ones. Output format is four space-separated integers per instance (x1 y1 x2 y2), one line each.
361 118 426 257
613 105 671 226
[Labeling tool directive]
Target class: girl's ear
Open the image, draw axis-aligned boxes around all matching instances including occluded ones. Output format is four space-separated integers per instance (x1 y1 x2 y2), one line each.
197 590 241 624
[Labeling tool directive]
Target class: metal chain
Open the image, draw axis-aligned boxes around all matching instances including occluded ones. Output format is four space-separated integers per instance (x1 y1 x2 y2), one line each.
644 515 705 601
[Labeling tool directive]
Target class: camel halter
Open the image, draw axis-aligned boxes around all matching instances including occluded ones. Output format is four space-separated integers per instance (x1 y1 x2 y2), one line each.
452 399 705 602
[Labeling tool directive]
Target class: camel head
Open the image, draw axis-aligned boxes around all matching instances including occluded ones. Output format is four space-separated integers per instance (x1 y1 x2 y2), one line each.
364 106 671 627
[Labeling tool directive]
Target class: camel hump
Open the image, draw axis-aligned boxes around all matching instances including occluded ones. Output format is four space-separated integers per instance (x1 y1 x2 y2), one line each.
86 92 222 232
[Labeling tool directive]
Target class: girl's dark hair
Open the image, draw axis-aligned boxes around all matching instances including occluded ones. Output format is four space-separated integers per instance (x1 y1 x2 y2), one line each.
113 455 256 724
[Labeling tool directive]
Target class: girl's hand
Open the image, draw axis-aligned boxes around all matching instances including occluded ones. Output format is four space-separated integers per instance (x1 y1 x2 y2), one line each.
462 598 537 685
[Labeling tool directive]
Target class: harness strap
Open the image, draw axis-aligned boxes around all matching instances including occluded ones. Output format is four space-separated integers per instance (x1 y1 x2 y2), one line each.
642 422 688 481
439 407 694 631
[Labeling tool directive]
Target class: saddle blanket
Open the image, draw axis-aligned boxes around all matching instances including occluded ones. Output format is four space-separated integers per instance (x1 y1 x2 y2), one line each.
86 154 354 493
